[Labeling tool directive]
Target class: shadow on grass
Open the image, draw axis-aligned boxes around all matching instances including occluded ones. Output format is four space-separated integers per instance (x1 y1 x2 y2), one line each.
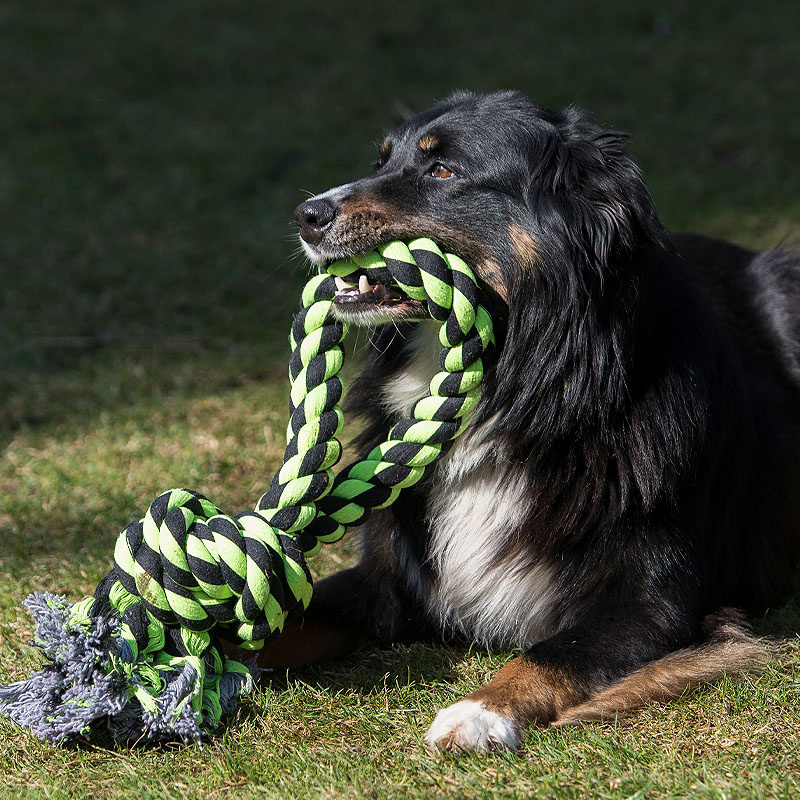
752 578 800 642
0 326 297 443
265 639 474 695
245 590 800 727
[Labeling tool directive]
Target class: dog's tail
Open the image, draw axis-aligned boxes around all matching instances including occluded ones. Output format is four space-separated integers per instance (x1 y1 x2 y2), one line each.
553 608 772 726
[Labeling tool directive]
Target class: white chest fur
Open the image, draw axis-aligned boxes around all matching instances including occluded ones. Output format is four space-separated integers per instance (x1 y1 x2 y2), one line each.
380 323 557 649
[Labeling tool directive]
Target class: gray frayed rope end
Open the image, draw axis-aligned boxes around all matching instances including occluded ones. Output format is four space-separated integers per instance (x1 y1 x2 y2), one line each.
0 592 252 745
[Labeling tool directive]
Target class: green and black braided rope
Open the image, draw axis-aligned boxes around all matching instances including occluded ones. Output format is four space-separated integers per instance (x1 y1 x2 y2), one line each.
0 238 495 744
304 239 494 545
106 239 493 654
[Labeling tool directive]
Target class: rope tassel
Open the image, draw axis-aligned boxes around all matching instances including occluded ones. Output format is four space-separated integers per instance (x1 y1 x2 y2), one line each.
0 239 494 744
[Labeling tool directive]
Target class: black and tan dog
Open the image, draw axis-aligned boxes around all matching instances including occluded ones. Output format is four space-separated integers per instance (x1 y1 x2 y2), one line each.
260 91 800 752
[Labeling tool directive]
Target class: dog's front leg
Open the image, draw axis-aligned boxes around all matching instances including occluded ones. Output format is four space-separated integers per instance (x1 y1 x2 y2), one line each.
239 614 365 670
231 554 426 668
425 604 700 753
223 566 372 669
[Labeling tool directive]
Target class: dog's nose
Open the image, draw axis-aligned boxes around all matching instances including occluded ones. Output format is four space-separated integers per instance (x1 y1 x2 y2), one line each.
294 198 337 244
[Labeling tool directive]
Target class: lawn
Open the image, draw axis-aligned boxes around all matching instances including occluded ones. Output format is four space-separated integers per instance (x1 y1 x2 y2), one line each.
1 1 799 798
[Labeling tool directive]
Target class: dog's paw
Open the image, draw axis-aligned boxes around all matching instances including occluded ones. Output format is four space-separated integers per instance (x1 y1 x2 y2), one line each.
425 699 521 754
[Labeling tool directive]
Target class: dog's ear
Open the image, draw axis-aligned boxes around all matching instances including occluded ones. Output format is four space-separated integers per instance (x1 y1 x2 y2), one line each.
488 111 665 440
526 108 669 277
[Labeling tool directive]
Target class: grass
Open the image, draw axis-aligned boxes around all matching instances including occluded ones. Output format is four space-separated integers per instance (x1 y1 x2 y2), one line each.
1 0 799 797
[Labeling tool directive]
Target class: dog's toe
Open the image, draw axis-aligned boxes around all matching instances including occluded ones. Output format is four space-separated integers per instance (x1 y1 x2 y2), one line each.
425 699 521 754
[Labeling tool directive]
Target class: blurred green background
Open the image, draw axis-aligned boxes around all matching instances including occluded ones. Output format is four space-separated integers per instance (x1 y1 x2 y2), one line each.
1 0 798 436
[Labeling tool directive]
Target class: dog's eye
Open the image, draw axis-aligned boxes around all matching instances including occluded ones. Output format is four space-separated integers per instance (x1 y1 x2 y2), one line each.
429 163 453 179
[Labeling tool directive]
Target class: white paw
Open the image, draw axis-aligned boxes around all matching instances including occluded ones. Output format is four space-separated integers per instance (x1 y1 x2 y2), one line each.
425 699 521 754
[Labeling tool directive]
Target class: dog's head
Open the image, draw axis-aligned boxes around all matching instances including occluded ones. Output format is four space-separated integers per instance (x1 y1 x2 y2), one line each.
295 90 669 329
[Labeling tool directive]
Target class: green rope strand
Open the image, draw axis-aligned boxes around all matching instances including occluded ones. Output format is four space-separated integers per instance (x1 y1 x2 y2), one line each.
303 239 494 546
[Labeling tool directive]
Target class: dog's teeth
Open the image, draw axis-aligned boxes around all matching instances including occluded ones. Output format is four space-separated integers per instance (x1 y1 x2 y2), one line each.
359 274 372 294
334 276 349 291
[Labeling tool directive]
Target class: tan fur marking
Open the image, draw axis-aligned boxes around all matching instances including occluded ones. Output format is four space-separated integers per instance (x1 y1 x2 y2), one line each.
554 617 771 726
417 133 440 153
338 196 392 218
476 257 507 301
508 222 542 270
465 612 770 730
378 139 391 162
468 655 579 727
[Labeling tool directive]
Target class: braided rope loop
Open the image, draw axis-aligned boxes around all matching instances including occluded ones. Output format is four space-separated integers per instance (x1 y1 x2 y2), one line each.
306 238 495 546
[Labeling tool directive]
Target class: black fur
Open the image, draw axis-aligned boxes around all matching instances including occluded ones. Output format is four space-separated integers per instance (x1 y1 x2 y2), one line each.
293 91 800 724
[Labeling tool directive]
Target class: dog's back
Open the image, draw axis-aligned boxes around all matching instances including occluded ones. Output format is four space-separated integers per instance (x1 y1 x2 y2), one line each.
676 233 800 387
673 233 800 610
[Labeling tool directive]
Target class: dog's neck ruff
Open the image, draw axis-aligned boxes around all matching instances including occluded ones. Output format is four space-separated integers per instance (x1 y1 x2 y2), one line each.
0 238 494 745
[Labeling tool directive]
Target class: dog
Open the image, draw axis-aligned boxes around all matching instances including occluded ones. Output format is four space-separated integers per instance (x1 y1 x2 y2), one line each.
259 90 800 753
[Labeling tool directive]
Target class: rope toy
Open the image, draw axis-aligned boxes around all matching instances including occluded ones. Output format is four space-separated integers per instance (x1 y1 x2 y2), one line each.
0 239 494 745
